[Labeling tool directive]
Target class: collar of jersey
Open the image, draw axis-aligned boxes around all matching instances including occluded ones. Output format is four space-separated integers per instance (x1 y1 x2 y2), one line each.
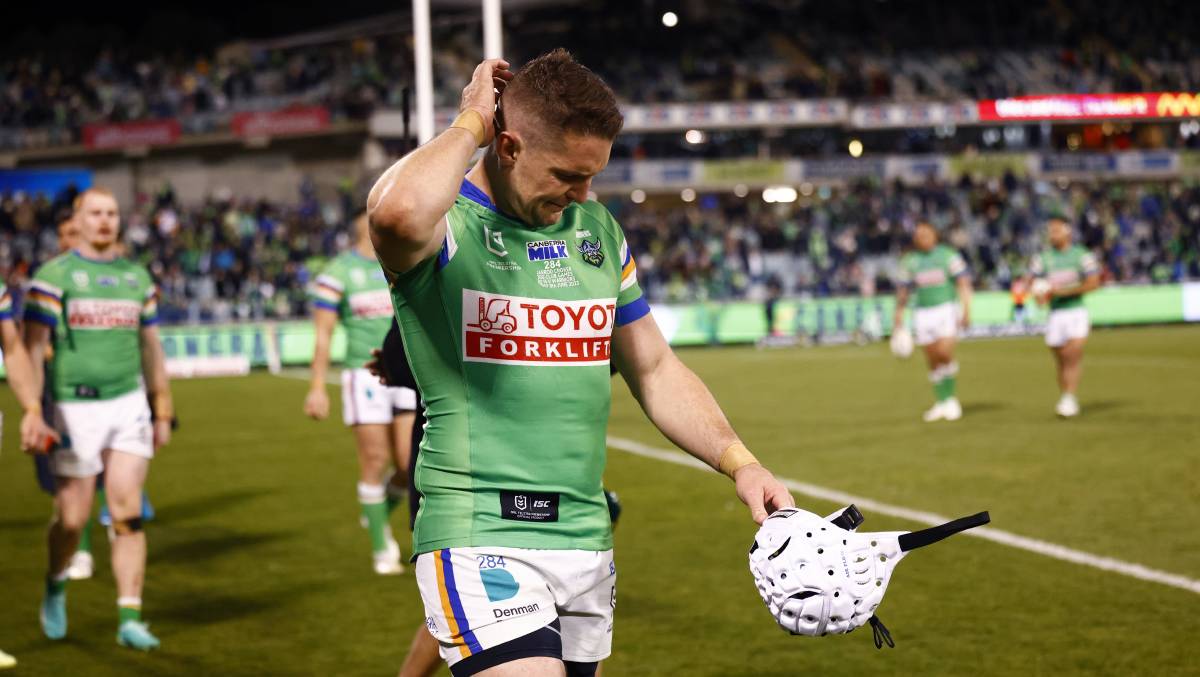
458 178 553 228
71 249 121 264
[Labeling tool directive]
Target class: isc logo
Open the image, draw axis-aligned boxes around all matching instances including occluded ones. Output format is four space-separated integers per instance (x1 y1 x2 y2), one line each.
527 240 569 261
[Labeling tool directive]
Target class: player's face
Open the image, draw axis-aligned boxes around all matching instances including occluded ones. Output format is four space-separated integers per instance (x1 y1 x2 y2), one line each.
913 224 936 251
1048 220 1071 248
510 132 611 226
78 193 121 250
58 217 81 252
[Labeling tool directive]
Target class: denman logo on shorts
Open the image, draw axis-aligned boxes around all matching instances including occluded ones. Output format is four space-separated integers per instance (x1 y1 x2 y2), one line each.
462 289 616 366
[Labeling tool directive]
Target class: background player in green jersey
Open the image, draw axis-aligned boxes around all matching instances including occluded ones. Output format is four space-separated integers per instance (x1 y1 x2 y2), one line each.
36 209 157 582
893 222 973 422
1 282 61 671
1026 216 1102 417
304 213 417 575
367 51 794 676
23 188 174 651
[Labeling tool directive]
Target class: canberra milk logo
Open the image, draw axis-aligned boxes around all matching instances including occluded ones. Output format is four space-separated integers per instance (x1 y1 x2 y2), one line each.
526 240 569 261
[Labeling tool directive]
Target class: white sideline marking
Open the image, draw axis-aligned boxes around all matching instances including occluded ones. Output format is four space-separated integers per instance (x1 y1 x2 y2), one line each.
607 435 1200 595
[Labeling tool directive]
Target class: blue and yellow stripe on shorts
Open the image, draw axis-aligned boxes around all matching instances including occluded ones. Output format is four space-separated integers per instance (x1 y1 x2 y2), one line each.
435 548 484 659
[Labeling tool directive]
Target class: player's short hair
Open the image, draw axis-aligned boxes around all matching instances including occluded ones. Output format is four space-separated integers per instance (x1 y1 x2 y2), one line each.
502 49 623 141
74 187 118 211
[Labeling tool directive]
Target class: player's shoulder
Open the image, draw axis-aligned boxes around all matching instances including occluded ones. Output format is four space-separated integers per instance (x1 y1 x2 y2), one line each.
570 200 624 242
32 252 74 280
114 257 154 283
320 251 352 275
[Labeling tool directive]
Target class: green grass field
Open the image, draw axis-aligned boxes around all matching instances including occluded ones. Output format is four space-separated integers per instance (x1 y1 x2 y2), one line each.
2 325 1198 676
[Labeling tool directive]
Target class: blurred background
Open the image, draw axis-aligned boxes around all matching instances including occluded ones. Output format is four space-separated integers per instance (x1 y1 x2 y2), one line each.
1 3 1198 676
1 0 1197 341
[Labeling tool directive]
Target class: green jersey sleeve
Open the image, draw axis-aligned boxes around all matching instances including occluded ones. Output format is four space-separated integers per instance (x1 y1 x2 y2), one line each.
138 269 160 326
1028 253 1045 277
1078 248 1101 277
24 258 67 328
946 249 968 278
309 257 347 315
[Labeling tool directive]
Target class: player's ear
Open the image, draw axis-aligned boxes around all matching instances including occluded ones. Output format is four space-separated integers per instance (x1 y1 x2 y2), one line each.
495 131 522 168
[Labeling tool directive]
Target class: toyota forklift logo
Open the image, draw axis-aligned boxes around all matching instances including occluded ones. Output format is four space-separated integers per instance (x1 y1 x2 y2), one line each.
462 289 617 366
468 297 518 334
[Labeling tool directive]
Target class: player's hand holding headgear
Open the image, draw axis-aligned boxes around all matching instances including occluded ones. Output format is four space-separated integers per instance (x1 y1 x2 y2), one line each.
454 58 515 147
749 505 989 647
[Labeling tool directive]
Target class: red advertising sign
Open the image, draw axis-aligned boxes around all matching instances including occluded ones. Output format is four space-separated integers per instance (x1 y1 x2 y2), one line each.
231 106 331 138
82 120 181 150
978 93 1200 121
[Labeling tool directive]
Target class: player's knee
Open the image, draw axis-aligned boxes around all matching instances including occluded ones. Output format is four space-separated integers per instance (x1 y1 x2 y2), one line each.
109 517 144 536
56 509 90 534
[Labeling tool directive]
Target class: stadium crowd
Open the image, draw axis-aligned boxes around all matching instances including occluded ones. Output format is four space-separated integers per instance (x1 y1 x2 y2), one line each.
3 0 1199 149
620 177 1200 303
1 176 1197 320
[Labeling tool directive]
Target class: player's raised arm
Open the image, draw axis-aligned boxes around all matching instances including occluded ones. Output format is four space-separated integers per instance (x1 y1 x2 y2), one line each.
613 316 795 524
367 58 514 274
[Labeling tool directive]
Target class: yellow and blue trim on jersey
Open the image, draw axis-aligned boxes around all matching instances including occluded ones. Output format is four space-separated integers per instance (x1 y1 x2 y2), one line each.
309 274 343 312
24 281 63 327
435 549 483 659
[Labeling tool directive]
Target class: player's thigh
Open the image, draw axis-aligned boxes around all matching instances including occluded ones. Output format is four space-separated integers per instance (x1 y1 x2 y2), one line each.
53 475 97 529
102 450 150 518
473 657 566 677
914 304 955 348
352 423 392 468
51 400 107 479
556 550 615 664
1061 337 1087 362
415 548 559 672
391 410 416 466
106 389 155 462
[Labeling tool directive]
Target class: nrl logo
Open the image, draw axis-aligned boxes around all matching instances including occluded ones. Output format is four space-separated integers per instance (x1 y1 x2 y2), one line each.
577 238 604 267
514 495 528 510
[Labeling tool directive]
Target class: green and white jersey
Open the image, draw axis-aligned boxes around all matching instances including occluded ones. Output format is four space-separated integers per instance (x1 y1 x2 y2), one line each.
1030 245 1100 310
24 252 157 402
388 180 650 555
309 251 394 368
898 245 968 308
0 283 13 321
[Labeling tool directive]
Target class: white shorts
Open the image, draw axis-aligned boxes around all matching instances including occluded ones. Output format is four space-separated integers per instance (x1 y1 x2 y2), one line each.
913 302 959 346
341 368 417 426
416 547 615 669
1045 307 1090 347
51 388 154 478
